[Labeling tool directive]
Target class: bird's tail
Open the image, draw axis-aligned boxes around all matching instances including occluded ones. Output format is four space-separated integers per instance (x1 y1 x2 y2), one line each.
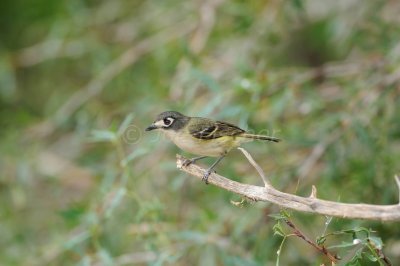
240 133 281 143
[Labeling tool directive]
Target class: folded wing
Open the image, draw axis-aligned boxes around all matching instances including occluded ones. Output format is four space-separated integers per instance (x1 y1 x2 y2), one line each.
189 119 245 140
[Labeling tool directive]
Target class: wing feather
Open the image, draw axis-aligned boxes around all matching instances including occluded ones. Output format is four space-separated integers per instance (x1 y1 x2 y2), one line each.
189 118 244 140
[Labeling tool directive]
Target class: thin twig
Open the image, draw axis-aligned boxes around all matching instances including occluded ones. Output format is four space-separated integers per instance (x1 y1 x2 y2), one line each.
284 219 339 263
237 147 272 188
177 155 400 221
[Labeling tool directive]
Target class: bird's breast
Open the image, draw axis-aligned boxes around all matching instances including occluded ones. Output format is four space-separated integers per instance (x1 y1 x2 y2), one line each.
162 130 237 157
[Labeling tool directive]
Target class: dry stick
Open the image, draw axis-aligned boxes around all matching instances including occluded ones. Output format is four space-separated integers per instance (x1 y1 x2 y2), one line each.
176 155 400 221
237 147 271 188
284 219 339 264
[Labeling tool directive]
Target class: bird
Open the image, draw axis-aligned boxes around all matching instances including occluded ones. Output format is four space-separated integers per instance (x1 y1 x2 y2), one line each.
145 111 280 184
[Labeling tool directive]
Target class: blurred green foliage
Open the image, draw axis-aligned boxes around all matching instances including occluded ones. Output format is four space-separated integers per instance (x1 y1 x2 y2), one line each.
1 0 400 265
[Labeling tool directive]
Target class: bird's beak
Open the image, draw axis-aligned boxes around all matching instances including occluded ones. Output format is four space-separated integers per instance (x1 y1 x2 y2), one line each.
145 123 158 131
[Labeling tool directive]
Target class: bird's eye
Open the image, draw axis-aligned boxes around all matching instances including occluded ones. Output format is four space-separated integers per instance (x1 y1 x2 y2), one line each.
163 118 173 126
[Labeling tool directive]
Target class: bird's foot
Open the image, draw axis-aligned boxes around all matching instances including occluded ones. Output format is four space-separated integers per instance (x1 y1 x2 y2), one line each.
202 171 211 184
182 158 195 167
182 156 207 167
201 170 216 185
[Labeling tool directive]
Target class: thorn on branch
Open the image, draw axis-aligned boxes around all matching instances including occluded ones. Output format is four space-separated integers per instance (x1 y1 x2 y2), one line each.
244 195 258 202
395 175 400 204
176 155 184 169
309 185 318 199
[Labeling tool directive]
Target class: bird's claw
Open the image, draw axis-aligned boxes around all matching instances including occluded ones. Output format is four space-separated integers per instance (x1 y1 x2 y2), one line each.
182 159 194 167
202 171 211 184
202 170 216 185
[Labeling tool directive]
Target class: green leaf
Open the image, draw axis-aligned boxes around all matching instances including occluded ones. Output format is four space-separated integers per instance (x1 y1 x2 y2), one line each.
316 236 326 246
89 130 117 143
105 187 126 218
191 69 221 92
117 113 135 136
121 147 148 166
98 248 113 266
79 255 92 266
368 236 383 250
269 210 291 220
346 249 363 266
172 230 207 243
273 222 285 237
63 231 90 250
327 241 359 249
321 227 372 241
364 252 379 262
280 209 291 219
269 213 285 220
59 205 85 224
291 0 304 11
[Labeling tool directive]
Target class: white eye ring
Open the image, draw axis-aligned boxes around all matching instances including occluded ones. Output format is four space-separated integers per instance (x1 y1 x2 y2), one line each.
163 117 174 126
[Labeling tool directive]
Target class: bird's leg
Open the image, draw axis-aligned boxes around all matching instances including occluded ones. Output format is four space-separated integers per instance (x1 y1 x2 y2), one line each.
182 156 207 167
202 155 225 184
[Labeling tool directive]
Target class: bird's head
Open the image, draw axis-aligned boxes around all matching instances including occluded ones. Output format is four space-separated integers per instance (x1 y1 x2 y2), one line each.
145 111 189 132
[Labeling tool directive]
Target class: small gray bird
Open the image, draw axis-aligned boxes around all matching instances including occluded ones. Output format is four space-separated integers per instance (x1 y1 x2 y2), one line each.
146 111 280 184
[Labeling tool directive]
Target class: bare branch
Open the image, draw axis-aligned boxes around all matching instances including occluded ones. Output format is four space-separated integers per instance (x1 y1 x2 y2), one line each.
177 155 400 222
237 147 271 188
284 219 339 263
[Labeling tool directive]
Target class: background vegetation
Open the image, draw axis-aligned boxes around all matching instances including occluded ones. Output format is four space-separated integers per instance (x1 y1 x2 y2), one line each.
1 0 399 265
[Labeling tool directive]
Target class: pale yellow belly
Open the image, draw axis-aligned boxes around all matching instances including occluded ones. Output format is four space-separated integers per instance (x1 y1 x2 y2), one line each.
163 130 242 157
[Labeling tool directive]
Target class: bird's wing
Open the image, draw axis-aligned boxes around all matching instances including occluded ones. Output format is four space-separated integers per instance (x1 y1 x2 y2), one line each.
189 118 244 140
